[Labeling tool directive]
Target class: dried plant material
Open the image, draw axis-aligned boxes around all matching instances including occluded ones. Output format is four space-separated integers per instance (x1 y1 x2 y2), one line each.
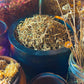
43 0 68 16
64 41 73 48
55 0 84 70
4 61 20 78
15 15 69 51
0 60 7 70
68 0 81 9
0 59 20 84
62 3 70 12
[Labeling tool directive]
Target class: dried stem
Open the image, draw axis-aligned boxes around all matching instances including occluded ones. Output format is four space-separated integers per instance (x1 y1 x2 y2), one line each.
68 0 84 67
56 0 84 65
56 0 72 43
39 0 42 15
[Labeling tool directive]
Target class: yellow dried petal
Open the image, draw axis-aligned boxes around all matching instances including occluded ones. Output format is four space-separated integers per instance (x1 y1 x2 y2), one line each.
4 61 19 78
0 70 4 79
64 41 72 48
77 1 81 7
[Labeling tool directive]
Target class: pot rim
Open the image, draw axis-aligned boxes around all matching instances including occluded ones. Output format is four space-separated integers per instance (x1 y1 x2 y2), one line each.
0 56 18 63
0 56 21 84
0 20 8 36
8 16 72 56
30 72 68 84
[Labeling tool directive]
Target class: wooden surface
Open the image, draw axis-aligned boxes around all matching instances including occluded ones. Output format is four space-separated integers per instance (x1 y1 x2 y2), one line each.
19 67 27 84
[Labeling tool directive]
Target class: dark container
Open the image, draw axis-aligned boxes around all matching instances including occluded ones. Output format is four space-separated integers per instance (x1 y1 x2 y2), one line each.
0 20 10 56
8 17 72 80
30 72 68 84
0 56 27 84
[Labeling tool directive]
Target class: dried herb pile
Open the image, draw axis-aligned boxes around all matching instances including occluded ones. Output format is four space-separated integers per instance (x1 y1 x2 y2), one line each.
15 15 68 51
55 0 84 70
0 59 20 84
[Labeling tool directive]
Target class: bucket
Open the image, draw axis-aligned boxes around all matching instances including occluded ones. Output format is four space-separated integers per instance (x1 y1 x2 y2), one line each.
8 16 72 80
30 72 68 84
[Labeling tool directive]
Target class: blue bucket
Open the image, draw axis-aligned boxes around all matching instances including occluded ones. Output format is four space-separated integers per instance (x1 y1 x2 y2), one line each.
8 16 72 80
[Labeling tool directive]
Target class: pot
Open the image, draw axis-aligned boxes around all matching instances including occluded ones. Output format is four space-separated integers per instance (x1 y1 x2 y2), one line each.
8 16 72 80
0 56 26 84
30 72 68 84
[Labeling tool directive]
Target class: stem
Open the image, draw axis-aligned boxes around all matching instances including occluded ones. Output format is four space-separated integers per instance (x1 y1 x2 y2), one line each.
56 0 72 45
39 0 42 15
73 0 78 49
56 0 80 65
80 8 84 48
